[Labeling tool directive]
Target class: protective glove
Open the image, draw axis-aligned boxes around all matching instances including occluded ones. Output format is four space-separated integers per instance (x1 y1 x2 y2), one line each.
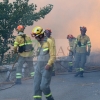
45 64 51 70
86 51 90 56
73 50 76 56
77 41 81 47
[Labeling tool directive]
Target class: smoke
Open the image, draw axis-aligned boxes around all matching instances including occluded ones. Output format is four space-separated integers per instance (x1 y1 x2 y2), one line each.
26 0 100 55
2 0 100 55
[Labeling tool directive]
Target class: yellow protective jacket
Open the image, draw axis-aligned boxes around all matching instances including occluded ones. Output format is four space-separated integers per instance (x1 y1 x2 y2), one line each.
68 38 76 52
74 34 91 53
38 36 56 66
14 34 33 57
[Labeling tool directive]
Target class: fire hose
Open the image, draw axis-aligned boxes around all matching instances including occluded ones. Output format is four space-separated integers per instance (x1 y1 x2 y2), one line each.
0 49 37 91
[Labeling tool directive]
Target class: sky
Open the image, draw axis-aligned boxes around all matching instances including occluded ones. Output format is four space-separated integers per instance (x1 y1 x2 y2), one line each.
1 0 100 56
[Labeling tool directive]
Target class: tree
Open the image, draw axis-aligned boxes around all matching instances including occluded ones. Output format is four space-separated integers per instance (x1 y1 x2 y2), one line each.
0 0 53 65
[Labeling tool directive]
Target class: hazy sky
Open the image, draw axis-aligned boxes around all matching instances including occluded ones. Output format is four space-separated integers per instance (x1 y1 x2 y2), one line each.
1 0 100 56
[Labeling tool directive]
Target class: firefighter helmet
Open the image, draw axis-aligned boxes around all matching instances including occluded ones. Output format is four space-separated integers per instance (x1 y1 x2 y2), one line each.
16 25 25 32
44 29 52 34
80 26 87 31
44 29 52 37
67 34 74 39
31 26 44 37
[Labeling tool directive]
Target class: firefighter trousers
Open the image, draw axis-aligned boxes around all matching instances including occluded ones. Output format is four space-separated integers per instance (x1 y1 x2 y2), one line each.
74 52 86 72
33 65 53 100
33 46 53 100
16 55 34 79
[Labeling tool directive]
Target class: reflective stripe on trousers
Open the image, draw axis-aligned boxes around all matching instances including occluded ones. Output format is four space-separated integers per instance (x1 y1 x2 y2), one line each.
75 68 84 72
16 56 34 78
68 61 73 66
33 47 53 100
16 73 22 79
30 72 35 77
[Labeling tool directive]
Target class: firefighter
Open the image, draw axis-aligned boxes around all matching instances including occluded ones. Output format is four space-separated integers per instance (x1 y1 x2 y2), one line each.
74 26 91 77
44 29 55 76
67 34 76 72
31 26 56 100
13 25 34 84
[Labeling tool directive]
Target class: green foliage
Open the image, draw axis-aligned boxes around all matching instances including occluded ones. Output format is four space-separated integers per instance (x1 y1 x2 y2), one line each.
0 0 53 65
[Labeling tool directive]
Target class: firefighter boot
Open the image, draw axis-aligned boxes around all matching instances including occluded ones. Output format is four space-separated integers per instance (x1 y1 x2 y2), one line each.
68 66 73 72
74 71 80 77
80 71 84 77
15 79 22 84
46 95 54 100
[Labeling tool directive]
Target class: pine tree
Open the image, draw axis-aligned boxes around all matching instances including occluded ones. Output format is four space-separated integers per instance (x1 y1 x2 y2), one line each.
0 0 53 64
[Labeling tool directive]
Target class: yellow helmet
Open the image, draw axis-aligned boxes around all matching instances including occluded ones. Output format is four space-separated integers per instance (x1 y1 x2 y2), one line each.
31 26 44 37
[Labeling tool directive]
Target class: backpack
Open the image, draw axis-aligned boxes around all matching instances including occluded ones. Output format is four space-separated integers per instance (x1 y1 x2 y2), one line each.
18 35 33 53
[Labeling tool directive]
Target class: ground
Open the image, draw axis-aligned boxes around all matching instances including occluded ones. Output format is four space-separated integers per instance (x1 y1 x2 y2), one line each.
0 71 100 100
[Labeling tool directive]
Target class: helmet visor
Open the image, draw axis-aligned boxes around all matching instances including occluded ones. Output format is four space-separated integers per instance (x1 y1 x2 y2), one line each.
31 33 39 37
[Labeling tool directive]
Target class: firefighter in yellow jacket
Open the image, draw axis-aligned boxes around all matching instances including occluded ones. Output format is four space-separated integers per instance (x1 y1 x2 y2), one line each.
31 26 56 100
67 34 76 72
74 26 91 77
13 25 34 84
44 29 55 76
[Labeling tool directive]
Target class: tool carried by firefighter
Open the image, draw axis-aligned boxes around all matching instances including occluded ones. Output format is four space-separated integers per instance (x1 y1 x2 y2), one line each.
6 53 19 82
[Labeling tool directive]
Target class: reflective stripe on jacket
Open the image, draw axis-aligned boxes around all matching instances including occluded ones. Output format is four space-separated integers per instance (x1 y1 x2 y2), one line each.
13 34 33 57
74 34 91 53
38 36 56 66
